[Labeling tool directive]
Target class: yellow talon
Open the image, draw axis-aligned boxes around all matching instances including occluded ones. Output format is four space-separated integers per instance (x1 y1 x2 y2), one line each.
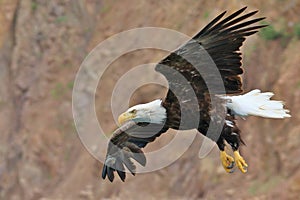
234 151 248 173
220 151 235 173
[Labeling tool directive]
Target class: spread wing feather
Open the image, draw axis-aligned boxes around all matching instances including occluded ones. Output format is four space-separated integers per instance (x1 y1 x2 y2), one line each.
102 121 168 182
156 7 266 96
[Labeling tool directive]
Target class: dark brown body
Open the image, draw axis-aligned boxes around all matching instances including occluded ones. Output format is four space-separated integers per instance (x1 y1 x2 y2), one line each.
162 89 243 152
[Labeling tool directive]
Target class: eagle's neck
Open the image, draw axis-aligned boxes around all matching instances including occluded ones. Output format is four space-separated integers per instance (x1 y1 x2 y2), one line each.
147 99 167 124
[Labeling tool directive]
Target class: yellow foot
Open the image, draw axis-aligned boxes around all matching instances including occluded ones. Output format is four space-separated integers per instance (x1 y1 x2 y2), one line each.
234 151 248 173
220 151 235 173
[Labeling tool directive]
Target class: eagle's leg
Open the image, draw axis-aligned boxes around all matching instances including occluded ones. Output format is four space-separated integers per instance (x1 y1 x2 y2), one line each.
233 150 248 173
223 125 248 173
217 137 235 173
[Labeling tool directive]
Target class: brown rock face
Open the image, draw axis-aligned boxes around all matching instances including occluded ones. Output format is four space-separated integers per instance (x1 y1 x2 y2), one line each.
0 0 299 199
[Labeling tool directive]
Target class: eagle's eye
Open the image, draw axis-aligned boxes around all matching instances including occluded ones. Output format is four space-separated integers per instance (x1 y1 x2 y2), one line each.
129 109 137 114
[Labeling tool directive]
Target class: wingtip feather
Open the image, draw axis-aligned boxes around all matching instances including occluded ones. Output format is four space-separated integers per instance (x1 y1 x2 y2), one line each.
117 170 126 182
107 167 115 182
102 165 108 180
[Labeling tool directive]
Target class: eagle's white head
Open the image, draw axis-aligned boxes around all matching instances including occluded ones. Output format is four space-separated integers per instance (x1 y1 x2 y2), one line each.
118 99 167 125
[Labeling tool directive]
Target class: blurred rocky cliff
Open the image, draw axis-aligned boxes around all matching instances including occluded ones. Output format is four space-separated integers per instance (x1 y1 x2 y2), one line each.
0 0 299 199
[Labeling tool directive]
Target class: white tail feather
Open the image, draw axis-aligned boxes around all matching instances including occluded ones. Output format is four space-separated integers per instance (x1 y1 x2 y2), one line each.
223 89 291 118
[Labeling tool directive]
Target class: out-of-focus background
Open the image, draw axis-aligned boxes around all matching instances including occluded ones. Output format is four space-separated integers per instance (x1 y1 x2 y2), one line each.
0 0 299 199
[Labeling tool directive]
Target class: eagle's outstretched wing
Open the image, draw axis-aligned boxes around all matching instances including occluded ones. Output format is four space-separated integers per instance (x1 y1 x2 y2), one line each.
102 121 168 182
156 7 266 96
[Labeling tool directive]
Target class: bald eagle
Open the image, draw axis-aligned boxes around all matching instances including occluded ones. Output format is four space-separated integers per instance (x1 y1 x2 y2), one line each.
101 7 291 182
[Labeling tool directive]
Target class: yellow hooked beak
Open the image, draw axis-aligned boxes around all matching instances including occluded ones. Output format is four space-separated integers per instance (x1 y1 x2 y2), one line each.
118 112 136 125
